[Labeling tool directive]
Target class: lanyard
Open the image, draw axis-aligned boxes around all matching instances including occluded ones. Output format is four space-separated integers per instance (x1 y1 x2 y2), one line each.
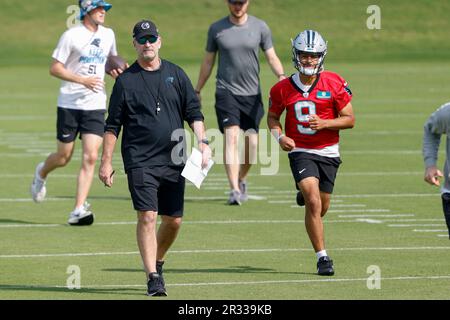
139 61 163 115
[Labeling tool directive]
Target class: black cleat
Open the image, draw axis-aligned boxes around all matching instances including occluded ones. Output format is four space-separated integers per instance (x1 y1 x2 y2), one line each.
296 191 305 206
147 272 167 297
317 256 335 276
156 260 165 287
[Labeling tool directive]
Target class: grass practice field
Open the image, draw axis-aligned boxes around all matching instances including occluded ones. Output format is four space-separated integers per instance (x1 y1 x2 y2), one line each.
1 0 450 300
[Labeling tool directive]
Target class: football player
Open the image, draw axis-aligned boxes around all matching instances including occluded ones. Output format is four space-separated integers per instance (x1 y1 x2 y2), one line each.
30 0 124 225
423 102 450 239
267 30 355 276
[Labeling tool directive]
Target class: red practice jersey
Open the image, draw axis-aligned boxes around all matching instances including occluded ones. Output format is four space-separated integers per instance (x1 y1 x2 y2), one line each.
269 71 352 149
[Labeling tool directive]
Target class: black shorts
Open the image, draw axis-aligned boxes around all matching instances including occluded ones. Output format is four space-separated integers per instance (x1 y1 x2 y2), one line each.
57 107 105 143
127 166 185 217
215 89 264 133
288 152 341 194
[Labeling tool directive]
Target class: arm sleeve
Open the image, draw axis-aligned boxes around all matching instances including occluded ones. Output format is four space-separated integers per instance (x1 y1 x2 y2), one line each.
52 31 72 64
105 78 125 137
179 68 204 124
260 21 274 51
109 30 118 56
333 75 353 111
268 84 285 116
205 24 218 53
423 108 447 168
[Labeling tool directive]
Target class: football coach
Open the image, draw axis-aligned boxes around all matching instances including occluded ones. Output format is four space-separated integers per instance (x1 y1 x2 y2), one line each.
99 19 211 296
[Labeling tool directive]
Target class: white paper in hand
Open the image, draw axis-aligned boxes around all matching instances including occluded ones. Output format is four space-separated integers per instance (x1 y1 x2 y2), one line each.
181 148 214 189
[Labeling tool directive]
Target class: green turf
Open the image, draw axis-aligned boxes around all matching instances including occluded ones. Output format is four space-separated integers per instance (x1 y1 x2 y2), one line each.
1 0 450 66
1 0 450 300
1 61 450 300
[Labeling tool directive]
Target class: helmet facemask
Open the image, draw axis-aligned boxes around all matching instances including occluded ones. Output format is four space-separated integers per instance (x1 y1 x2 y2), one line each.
291 30 327 76
293 50 327 76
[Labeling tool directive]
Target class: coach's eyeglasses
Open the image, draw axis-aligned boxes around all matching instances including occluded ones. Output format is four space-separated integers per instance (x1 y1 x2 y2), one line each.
136 35 158 45
228 0 248 5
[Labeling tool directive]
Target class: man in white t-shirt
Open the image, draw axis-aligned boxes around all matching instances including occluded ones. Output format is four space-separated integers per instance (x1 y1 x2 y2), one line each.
30 0 126 226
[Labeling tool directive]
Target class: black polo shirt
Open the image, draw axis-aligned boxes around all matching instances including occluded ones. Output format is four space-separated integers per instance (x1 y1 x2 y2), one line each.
105 60 204 172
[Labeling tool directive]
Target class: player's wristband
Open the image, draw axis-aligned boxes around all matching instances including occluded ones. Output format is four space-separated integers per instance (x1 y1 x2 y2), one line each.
277 134 285 143
199 138 209 145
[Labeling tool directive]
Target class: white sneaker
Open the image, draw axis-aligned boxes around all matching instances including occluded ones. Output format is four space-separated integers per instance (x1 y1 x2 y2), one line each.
239 180 248 202
68 202 94 226
30 162 46 203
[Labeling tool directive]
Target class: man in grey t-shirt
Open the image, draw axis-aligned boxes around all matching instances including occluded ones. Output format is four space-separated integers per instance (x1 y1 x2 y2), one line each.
195 0 285 205
423 102 450 238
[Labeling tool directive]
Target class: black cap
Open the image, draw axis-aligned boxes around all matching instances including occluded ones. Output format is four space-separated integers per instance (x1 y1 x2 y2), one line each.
133 20 159 39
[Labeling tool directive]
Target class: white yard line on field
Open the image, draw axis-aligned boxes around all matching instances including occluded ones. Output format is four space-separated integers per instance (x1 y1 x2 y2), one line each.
0 220 304 229
249 191 439 198
1 246 450 259
333 193 439 198
0 190 441 204
354 219 383 224
0 218 444 229
164 275 450 288
268 199 345 204
381 219 442 222
327 204 366 208
0 150 432 157
3 274 450 290
3 274 450 291
0 171 428 178
388 224 444 227
0 197 73 202
304 209 390 213
338 214 413 218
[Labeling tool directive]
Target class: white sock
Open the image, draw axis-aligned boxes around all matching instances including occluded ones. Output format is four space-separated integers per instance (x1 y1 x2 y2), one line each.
316 250 327 260
36 170 45 181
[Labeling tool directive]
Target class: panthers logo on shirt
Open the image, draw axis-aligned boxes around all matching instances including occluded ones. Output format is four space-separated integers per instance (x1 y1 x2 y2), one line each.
91 38 101 48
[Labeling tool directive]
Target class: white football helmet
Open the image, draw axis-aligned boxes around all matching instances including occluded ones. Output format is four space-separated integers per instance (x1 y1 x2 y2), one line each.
292 30 327 76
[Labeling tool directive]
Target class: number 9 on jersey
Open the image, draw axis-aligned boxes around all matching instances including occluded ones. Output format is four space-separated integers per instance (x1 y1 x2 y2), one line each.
295 101 316 135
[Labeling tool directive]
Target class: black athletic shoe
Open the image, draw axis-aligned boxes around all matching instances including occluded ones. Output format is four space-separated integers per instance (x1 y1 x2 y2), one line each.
147 272 167 297
156 260 165 287
317 256 335 276
296 191 305 206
